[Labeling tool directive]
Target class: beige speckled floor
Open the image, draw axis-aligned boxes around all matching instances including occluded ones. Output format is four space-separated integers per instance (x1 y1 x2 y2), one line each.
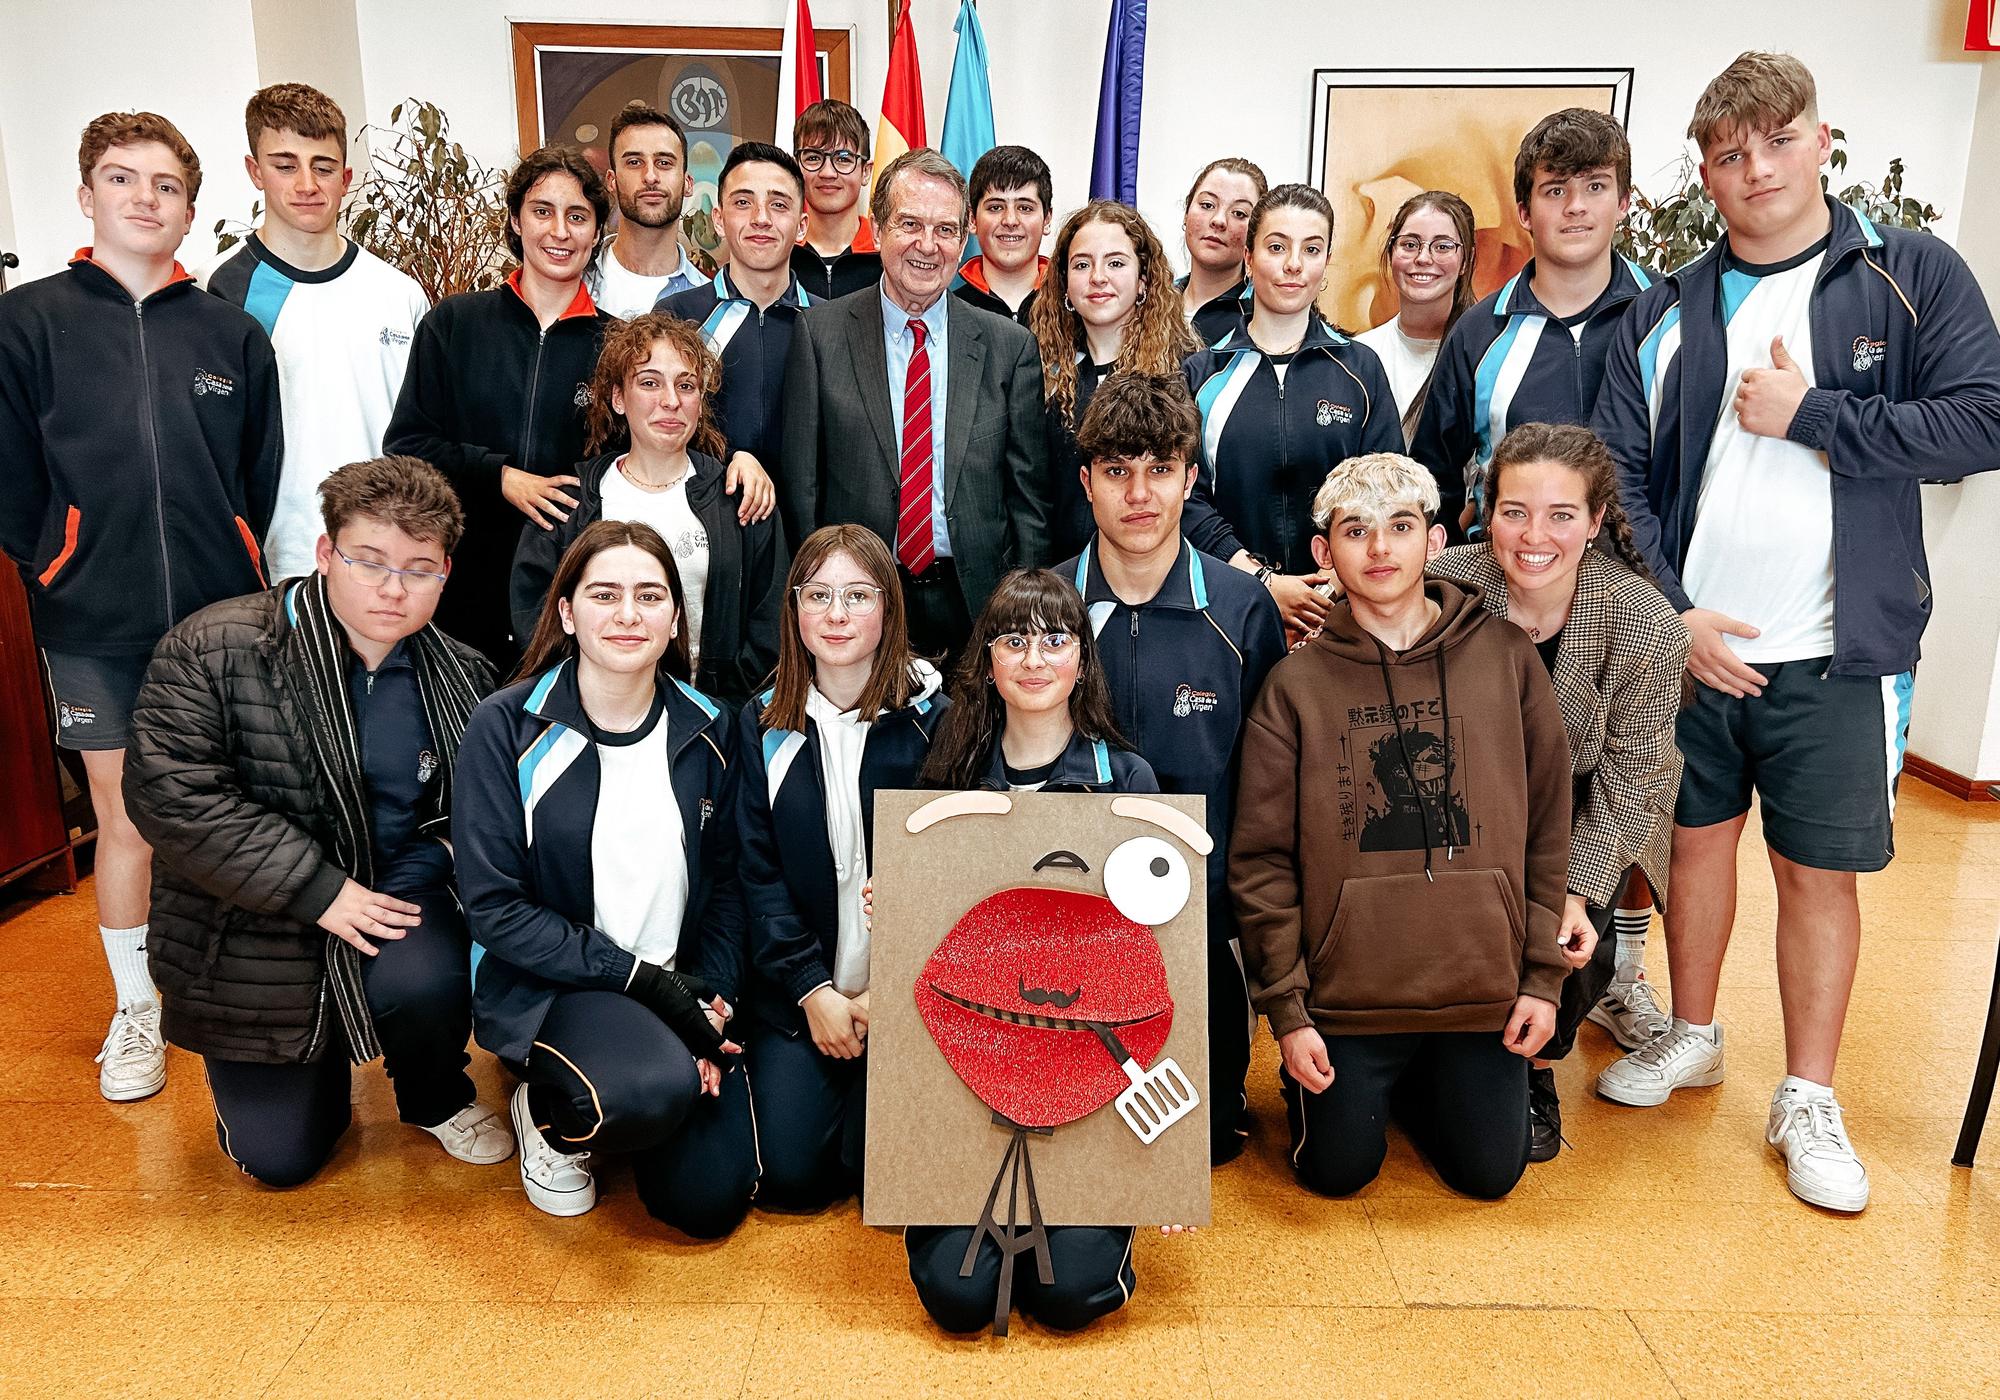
1 783 1996 1398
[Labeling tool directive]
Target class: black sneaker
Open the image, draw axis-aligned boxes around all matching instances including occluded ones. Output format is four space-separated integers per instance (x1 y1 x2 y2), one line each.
1528 1067 1562 1163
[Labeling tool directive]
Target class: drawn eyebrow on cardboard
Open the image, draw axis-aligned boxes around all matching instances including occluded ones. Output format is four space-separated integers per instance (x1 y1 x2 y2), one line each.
905 791 1213 857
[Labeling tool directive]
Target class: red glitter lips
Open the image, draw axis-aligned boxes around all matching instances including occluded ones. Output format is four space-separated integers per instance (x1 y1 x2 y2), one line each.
915 886 1174 1129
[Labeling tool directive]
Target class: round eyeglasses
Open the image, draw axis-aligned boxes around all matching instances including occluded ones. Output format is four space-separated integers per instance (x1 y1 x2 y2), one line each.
988 631 1078 663
795 583 884 616
797 148 862 175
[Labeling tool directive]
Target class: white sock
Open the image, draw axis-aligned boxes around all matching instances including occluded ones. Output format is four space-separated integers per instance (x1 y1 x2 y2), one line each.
1777 1074 1834 1101
1673 1016 1718 1043
1613 905 1651 981
100 924 158 1011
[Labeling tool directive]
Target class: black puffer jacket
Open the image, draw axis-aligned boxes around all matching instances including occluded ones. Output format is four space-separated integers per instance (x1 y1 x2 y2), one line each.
124 583 493 1063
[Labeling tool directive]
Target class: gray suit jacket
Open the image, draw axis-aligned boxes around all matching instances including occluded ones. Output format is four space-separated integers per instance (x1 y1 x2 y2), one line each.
1428 544 1689 910
779 285 1053 618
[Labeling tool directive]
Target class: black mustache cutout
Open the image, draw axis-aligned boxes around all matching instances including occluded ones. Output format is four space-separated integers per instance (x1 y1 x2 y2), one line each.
1019 977 1082 1009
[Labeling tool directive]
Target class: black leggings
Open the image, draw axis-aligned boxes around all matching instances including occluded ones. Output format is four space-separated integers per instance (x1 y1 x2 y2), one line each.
746 1026 866 1210
1545 869 1632 1061
1284 1029 1530 1200
1210 935 1255 1164
905 1224 1137 1333
204 887 475 1188
522 989 759 1239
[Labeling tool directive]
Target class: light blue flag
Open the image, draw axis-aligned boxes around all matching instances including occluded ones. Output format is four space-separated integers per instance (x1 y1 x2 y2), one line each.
940 0 996 266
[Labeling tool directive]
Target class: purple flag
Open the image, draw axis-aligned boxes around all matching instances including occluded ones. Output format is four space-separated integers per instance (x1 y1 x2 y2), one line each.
1089 0 1147 203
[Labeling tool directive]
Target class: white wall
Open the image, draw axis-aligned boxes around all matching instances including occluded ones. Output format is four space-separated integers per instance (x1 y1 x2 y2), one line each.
1908 53 2000 786
4 0 1986 280
0 0 264 281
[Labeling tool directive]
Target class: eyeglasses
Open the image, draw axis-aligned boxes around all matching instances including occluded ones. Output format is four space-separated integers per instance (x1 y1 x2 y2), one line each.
331 546 447 595
988 631 1077 663
797 148 862 175
795 583 884 616
889 215 965 244
1392 235 1463 260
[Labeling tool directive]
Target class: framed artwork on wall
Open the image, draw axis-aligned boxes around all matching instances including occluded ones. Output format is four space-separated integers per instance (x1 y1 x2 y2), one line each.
509 22 854 271
1307 68 1634 332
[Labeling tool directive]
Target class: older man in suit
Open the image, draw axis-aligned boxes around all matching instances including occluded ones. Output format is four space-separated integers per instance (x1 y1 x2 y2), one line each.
780 147 1052 659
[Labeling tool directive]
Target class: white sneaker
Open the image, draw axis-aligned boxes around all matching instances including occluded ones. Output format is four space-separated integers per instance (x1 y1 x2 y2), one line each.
1767 1085 1870 1212
510 1082 595 1216
96 1001 167 1102
419 1101 515 1165
1596 1021 1724 1106
1588 976 1673 1050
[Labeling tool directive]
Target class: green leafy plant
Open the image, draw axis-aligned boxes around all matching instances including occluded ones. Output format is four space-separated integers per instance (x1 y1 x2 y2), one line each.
215 99 508 301
1616 131 1942 273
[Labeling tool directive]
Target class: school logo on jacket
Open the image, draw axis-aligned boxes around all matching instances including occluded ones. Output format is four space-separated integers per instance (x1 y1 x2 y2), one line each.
572 382 592 409
379 327 411 348
1852 336 1886 372
1316 399 1353 427
1172 684 1217 717
416 750 439 784
191 369 236 397
699 797 714 830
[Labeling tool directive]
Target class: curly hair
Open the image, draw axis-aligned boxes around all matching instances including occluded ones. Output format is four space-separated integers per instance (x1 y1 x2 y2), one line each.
1031 201 1198 427
1483 423 1654 581
920 569 1131 791
78 111 202 202
582 313 728 459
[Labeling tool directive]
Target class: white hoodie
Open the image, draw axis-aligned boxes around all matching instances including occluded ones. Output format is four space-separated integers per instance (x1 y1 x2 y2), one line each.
804 659 942 996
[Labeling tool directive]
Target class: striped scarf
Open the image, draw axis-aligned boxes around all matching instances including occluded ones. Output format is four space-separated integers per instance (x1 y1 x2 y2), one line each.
285 574 486 1063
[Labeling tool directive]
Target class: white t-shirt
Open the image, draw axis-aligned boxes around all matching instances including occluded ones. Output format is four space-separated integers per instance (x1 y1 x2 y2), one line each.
590 696 689 965
1356 318 1442 437
1681 244 1834 664
599 459 711 666
806 685 872 996
587 243 708 320
203 238 430 582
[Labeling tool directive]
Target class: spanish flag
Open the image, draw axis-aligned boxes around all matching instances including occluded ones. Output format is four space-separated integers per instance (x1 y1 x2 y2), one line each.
874 0 928 174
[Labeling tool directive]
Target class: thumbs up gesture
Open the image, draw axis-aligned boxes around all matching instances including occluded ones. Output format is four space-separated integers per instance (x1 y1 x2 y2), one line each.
1733 335 1810 440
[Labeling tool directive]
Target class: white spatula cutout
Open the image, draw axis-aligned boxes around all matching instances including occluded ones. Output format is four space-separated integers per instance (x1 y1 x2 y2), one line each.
1089 1021 1198 1144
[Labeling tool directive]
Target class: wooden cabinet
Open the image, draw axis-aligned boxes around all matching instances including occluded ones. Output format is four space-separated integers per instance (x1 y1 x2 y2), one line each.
0 565 76 890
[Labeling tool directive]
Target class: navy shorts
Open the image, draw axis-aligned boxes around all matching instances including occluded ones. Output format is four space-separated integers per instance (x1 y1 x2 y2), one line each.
41 649 152 751
1674 656 1913 873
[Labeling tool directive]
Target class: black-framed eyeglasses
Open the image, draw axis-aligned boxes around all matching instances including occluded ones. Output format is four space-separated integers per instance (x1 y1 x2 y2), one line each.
1392 236 1463 260
331 546 447 595
794 582 884 616
798 148 862 175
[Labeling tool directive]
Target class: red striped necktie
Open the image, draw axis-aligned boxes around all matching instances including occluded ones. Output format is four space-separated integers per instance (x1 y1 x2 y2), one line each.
896 317 936 574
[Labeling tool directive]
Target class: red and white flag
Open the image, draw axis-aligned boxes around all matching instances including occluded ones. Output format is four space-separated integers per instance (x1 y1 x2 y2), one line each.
776 0 823 144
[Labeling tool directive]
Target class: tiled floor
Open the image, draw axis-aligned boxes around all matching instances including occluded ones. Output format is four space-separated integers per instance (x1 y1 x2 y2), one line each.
1 782 1996 1398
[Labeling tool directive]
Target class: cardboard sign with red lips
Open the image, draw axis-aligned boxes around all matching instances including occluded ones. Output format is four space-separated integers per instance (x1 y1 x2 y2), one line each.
915 885 1175 1129
864 790 1212 1228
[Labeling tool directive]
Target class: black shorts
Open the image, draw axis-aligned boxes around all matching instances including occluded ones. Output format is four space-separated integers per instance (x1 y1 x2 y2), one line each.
41 649 153 751
1674 656 1913 873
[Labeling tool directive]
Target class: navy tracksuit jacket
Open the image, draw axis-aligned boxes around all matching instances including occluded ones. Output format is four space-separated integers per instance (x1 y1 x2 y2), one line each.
1412 256 1655 540
1593 197 2000 678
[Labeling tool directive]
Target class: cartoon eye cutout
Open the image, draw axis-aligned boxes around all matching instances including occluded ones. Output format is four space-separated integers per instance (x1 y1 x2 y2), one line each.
1103 836 1190 927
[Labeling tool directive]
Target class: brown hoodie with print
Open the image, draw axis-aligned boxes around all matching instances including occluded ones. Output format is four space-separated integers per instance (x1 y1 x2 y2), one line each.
1229 578 1572 1039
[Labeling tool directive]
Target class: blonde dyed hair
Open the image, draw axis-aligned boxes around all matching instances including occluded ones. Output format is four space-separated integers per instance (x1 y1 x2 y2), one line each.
1688 52 1818 152
1311 452 1440 531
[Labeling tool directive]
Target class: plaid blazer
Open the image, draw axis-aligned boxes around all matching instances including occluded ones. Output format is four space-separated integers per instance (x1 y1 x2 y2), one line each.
1429 544 1689 908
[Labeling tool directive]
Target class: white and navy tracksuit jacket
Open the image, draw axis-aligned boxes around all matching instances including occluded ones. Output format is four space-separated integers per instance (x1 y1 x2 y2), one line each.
735 676 948 1037
450 659 744 1065
1181 318 1403 573
658 267 813 476
1412 256 1654 539
1593 197 2000 680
